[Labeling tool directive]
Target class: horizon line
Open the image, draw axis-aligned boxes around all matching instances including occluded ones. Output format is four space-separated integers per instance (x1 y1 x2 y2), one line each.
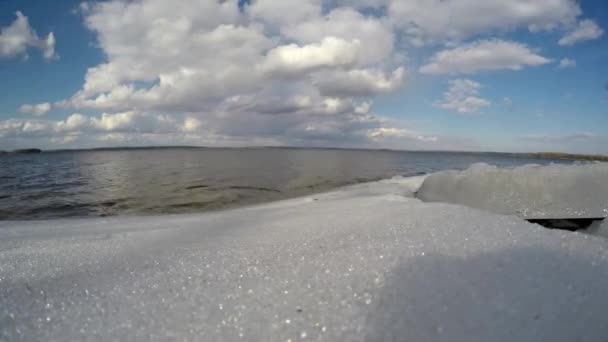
2 145 607 160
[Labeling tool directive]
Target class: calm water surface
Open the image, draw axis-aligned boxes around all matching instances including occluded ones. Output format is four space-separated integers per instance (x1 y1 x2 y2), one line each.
0 148 570 220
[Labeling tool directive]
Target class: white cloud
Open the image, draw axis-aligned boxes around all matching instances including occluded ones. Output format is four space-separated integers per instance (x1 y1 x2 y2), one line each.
559 58 576 69
2 111 180 138
182 117 202 133
3 0 605 151
262 37 363 76
559 19 604 46
58 113 89 131
388 0 581 43
420 39 552 75
368 127 438 143
315 68 405 97
0 12 56 61
101 112 178 133
65 0 405 116
27 0 429 149
282 7 396 65
248 0 321 27
0 105 451 150
436 79 491 114
19 102 52 116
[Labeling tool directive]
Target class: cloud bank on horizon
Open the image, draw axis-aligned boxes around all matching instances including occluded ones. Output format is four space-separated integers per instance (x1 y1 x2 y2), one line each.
0 0 607 153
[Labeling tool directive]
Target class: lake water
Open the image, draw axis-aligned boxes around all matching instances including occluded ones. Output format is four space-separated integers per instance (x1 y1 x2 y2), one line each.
0 147 569 220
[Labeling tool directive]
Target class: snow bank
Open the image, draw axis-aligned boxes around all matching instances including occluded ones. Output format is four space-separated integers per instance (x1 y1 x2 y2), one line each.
417 162 608 219
586 219 608 239
1 177 608 341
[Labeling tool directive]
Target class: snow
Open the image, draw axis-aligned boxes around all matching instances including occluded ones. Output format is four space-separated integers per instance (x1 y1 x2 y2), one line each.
1 167 608 341
586 219 608 239
417 162 608 219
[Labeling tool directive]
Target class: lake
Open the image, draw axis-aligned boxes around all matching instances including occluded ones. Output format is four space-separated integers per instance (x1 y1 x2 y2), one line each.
0 147 569 220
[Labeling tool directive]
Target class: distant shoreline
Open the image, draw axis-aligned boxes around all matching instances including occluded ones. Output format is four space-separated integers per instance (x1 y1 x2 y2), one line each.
1 146 607 161
0 148 42 155
511 152 608 162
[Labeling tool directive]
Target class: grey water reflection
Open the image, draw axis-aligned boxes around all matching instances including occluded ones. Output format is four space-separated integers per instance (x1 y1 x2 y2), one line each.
0 148 567 220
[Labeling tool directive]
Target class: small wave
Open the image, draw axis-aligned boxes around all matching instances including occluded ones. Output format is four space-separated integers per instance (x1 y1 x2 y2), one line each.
1 202 95 220
99 199 131 207
224 186 281 193
294 177 382 191
18 191 71 201
185 184 210 190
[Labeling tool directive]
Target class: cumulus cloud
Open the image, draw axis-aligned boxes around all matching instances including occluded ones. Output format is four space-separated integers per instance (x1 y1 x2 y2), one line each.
248 0 321 26
0 106 450 149
1 111 180 139
64 0 404 115
281 7 396 65
19 102 52 116
0 12 56 61
420 39 552 75
388 0 581 44
182 117 202 133
436 79 491 114
559 58 576 69
559 19 604 46
30 0 424 148
2 0 604 150
315 68 405 97
368 127 438 143
261 37 363 76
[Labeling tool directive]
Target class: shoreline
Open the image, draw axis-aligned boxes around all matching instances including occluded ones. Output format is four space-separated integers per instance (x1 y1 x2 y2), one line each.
1 163 608 340
0 175 427 226
4 160 608 223
2 146 607 162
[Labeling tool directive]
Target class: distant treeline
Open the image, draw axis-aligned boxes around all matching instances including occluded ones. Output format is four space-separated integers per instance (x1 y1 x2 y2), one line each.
0 149 42 155
515 152 608 162
0 147 607 162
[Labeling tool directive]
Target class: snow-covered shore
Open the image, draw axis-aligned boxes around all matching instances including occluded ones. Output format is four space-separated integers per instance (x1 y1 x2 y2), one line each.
418 162 608 218
1 166 608 341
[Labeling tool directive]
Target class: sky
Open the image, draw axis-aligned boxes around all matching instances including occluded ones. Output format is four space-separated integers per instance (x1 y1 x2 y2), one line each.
0 0 607 153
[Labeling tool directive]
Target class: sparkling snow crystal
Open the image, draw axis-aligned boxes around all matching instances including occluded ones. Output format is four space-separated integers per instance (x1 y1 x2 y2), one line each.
2 165 608 341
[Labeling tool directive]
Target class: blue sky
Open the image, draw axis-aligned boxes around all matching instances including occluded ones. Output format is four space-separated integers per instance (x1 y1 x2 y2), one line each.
1 0 607 153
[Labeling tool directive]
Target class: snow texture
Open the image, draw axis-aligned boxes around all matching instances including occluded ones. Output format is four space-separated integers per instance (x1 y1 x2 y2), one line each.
417 162 608 219
586 219 608 239
1 168 608 341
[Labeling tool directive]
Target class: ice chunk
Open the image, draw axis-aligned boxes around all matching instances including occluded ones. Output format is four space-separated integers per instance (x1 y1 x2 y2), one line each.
1 177 608 341
416 162 608 219
585 219 608 238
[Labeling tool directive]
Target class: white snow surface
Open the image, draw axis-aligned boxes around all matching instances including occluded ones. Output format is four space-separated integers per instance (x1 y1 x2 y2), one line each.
417 162 608 219
1 171 608 341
